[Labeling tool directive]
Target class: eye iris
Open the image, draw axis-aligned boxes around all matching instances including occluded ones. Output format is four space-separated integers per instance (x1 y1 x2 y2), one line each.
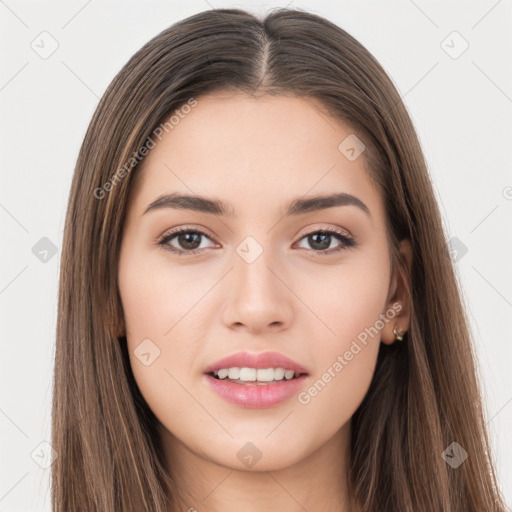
309 232 331 250
178 232 201 250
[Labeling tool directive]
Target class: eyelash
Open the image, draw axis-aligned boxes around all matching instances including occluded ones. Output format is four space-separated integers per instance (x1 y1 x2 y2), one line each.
156 226 356 257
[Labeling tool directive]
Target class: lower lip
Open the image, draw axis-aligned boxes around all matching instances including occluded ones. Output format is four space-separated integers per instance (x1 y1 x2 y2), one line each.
204 374 309 408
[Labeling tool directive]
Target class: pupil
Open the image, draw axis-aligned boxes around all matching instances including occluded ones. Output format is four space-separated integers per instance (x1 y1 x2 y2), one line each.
310 233 330 250
179 232 201 250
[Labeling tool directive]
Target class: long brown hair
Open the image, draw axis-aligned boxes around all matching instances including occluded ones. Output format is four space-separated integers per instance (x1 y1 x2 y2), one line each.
52 7 509 511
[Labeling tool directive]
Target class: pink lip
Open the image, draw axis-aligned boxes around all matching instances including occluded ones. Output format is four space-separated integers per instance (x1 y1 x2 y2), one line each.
203 350 309 375
203 351 310 408
204 374 309 408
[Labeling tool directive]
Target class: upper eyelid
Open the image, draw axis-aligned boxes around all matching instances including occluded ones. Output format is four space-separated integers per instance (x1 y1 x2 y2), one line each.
158 225 216 243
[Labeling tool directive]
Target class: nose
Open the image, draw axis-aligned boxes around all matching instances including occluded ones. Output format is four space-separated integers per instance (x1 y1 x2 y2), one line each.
221 246 293 334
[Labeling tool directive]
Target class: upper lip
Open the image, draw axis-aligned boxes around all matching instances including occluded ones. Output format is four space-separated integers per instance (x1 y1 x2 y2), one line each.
204 351 309 375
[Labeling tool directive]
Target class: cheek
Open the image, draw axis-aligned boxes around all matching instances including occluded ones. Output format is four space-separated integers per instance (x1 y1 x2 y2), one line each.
118 248 209 340
293 255 390 415
117 248 215 409
117 252 201 434
299 254 390 349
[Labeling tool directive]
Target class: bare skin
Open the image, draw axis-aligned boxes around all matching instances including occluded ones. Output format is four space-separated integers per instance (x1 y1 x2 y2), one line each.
117 92 412 512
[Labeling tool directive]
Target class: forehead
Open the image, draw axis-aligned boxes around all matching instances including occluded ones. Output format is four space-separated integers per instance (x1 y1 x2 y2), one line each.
129 93 383 221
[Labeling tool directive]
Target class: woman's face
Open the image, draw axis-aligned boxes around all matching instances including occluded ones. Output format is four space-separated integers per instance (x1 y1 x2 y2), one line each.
118 92 410 471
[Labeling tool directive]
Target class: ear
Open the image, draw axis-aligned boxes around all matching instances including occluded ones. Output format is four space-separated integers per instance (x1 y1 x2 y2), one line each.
381 238 413 345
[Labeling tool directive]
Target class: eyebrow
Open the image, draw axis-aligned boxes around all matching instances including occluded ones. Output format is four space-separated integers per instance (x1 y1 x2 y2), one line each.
143 192 371 218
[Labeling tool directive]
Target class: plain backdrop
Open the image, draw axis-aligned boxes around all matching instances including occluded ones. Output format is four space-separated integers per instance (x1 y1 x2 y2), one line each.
0 0 511 510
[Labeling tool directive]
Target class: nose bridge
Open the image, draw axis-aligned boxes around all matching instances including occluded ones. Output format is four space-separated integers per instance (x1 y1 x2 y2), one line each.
222 233 293 330
236 233 282 302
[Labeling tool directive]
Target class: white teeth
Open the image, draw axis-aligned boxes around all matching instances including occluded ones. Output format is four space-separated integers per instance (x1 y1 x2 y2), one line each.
239 367 257 381
227 367 240 379
217 368 229 379
274 368 285 380
213 367 298 382
256 368 274 382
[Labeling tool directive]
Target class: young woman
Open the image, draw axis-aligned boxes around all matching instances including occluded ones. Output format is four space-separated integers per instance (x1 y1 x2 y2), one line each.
52 7 509 512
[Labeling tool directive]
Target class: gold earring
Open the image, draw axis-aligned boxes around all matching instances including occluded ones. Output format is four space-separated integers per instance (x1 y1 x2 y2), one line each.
393 325 405 341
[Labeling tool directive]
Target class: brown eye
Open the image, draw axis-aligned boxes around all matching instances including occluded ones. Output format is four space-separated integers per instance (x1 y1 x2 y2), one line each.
158 229 216 256
174 232 202 250
296 229 356 254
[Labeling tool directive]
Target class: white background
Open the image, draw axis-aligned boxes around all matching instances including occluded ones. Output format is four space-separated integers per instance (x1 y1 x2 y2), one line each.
0 0 511 510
